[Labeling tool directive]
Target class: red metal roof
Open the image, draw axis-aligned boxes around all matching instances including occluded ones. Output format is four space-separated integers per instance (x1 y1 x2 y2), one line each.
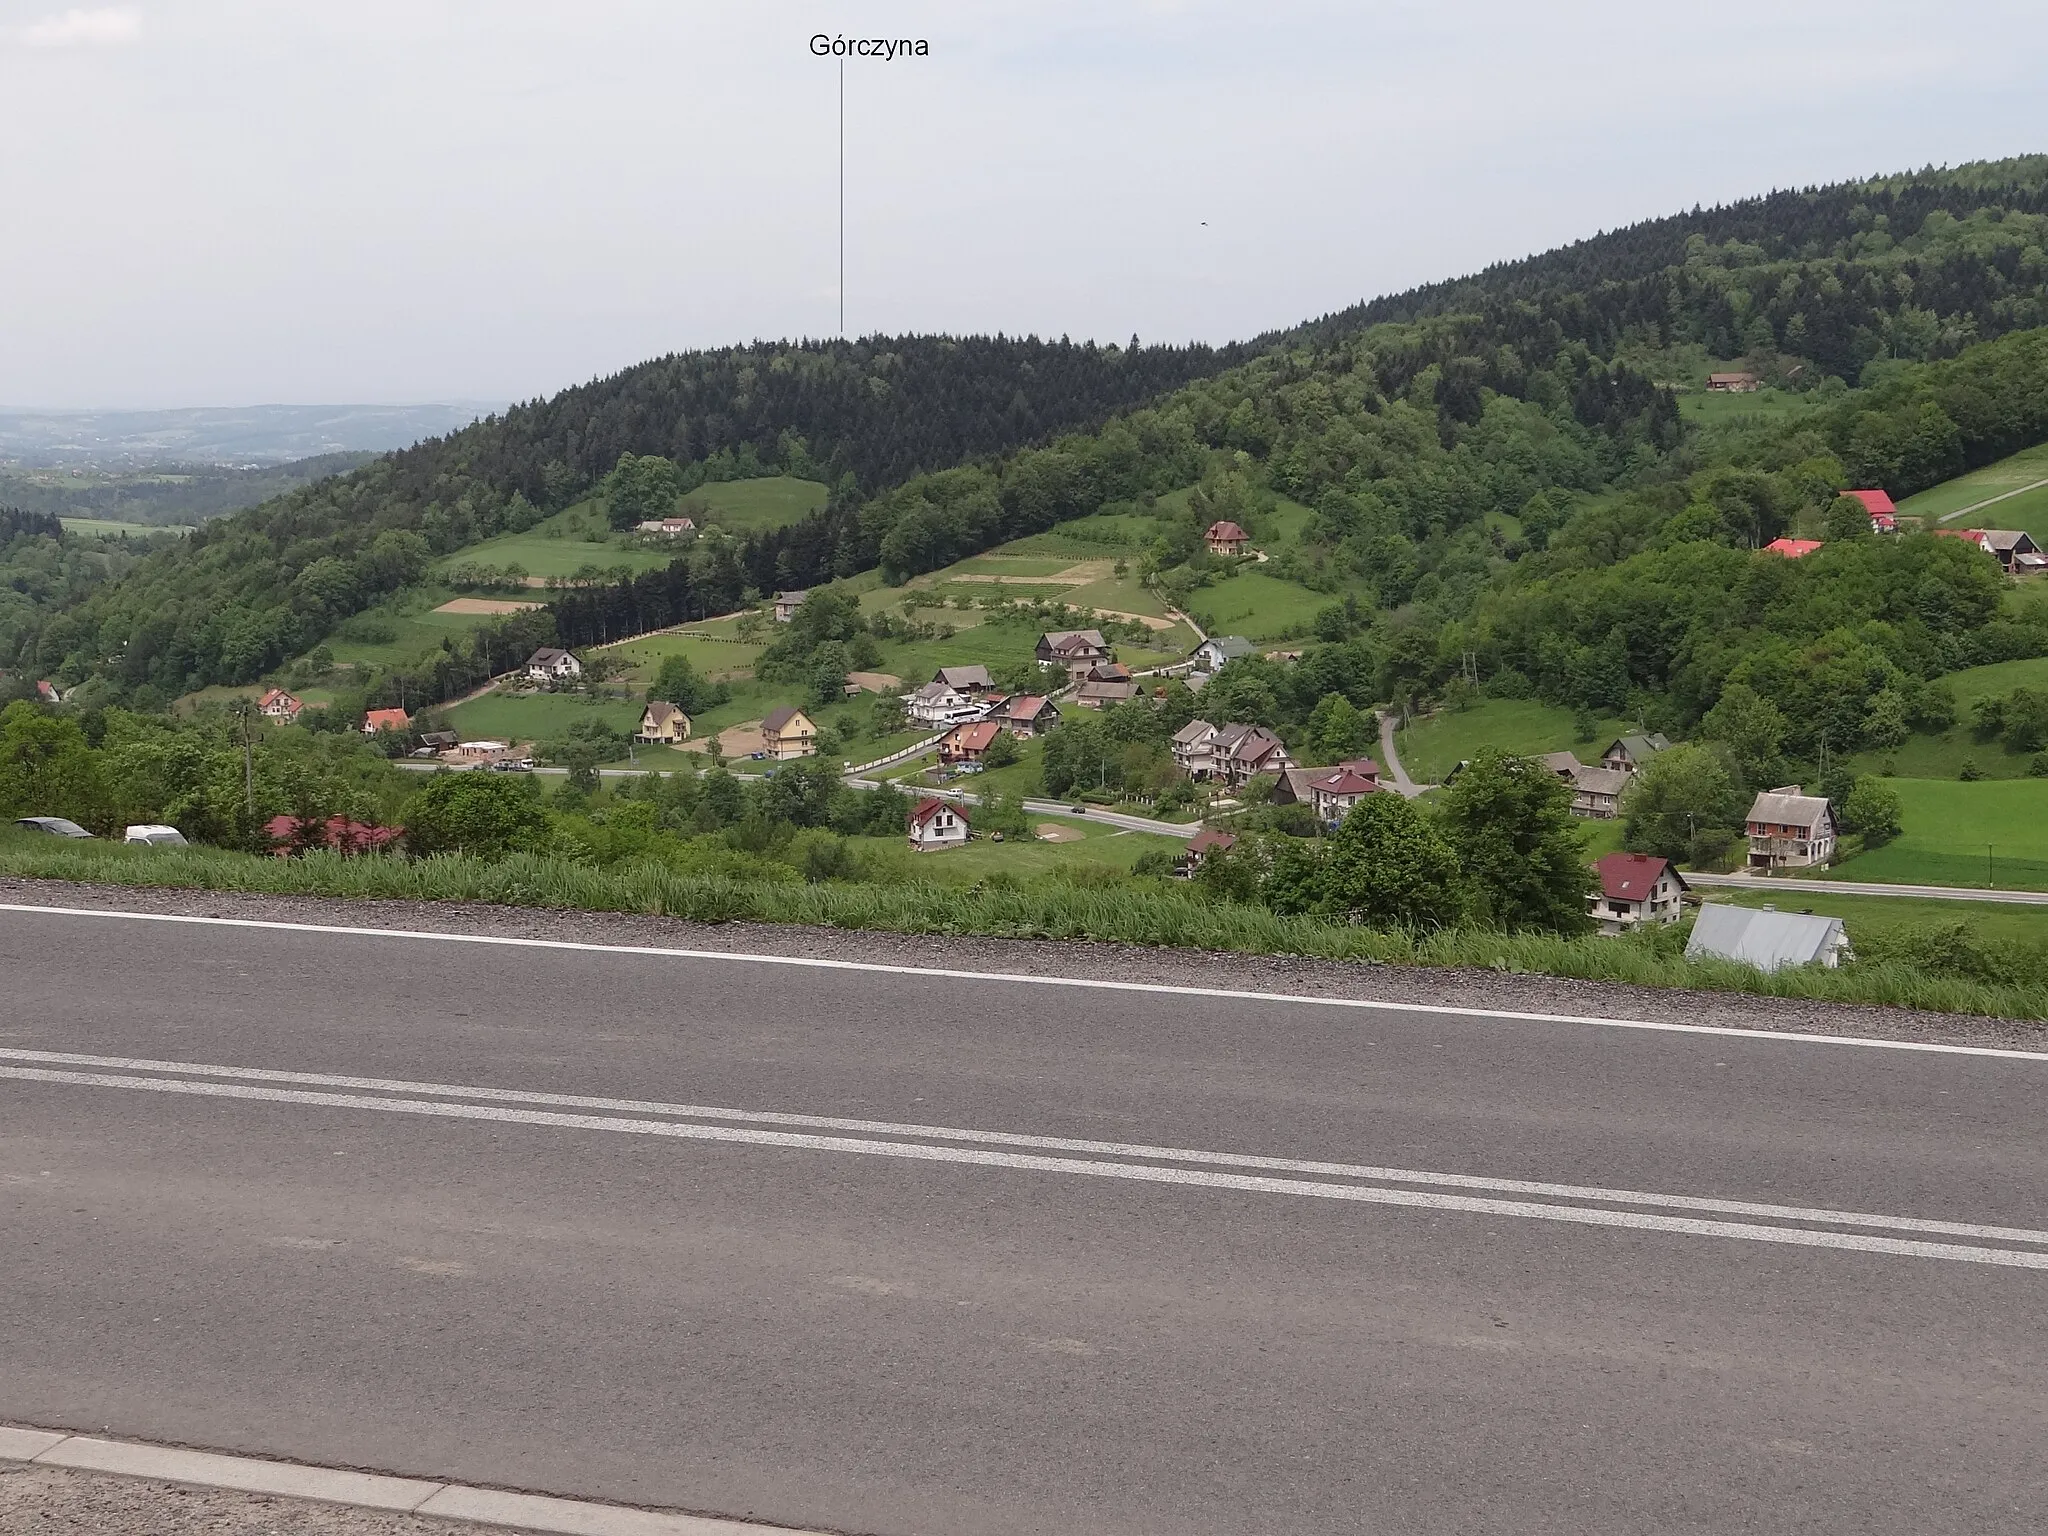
362 707 411 731
1845 489 1896 516
909 796 967 827
1762 538 1823 558
1206 520 1249 542
1593 852 1683 901
945 721 1002 752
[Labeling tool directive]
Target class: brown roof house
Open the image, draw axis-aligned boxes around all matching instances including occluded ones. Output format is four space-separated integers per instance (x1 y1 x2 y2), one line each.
1171 721 1294 789
1177 827 1238 877
636 701 692 744
1745 786 1836 870
1074 678 1141 710
939 720 1003 764
1569 764 1632 820
1036 629 1110 678
258 687 303 723
989 694 1061 737
908 796 968 850
1305 762 1381 823
760 706 819 761
1589 853 1688 935
933 665 995 695
1205 520 1251 556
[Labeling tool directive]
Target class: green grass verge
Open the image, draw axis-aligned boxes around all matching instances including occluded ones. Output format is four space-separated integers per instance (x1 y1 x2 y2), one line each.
1829 777 2048 890
1395 701 1634 785
2 836 2040 1021
1896 439 2048 522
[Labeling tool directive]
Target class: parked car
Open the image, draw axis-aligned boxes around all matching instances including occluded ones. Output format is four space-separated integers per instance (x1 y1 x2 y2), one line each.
14 816 91 838
124 824 188 847
490 758 534 773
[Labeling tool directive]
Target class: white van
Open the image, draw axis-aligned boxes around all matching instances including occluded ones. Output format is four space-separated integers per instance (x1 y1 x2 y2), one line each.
124 824 188 847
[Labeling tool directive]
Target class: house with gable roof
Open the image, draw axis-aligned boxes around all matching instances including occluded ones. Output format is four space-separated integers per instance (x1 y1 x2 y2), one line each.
1588 853 1688 934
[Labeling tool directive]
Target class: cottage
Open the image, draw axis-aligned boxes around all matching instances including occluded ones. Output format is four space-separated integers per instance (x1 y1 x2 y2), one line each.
1706 372 1760 393
1844 489 1897 533
1599 734 1670 774
525 647 582 682
1745 786 1836 870
907 796 968 850
1568 764 1632 820
1205 520 1252 556
1947 528 2048 574
772 591 808 623
1687 904 1850 971
1536 750 1584 780
904 680 984 727
34 680 58 704
1074 678 1140 710
1762 537 1823 559
989 694 1060 737
939 720 1003 764
635 516 696 536
1305 763 1380 823
760 706 819 760
1178 826 1237 876
1036 629 1110 673
362 707 411 736
1588 853 1688 935
637 701 692 744
1086 661 1133 684
933 665 995 695
1172 720 1294 788
257 687 303 723
1192 636 1255 674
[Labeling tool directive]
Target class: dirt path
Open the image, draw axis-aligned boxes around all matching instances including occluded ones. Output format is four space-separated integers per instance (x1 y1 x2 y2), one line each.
1377 710 1430 798
1936 477 2048 523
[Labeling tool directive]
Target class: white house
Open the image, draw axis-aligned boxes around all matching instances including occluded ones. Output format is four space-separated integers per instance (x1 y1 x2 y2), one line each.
1171 720 1294 788
1192 636 1256 673
908 796 969 850
525 648 582 682
903 680 986 728
1589 853 1688 935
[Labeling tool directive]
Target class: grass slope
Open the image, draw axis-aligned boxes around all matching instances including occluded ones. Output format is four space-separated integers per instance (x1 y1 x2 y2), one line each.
430 501 673 582
1833 777 2048 890
1395 700 1635 784
682 475 828 533
1896 440 2048 527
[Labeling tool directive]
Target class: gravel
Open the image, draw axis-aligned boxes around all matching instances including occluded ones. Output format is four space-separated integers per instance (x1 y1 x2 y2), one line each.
6 875 2042 1052
0 1463 472 1536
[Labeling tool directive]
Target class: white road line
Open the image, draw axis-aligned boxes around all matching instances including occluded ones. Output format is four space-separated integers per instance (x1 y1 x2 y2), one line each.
6 1066 2046 1270
4 901 2046 1062
9 1047 2047 1247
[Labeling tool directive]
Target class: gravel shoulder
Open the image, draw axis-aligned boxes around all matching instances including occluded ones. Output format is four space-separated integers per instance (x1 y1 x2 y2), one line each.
0 1462 472 1536
5 875 2041 1052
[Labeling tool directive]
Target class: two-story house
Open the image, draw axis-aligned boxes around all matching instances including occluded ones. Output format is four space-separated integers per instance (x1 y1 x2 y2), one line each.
1588 853 1689 935
525 648 583 683
904 681 986 728
1745 786 1836 870
760 706 819 760
908 796 968 850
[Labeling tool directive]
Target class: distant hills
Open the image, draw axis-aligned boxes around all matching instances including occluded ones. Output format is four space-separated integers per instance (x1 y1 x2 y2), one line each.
0 403 502 468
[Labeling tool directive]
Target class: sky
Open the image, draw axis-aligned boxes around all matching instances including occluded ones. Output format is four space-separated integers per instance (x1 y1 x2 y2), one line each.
4 0 2046 409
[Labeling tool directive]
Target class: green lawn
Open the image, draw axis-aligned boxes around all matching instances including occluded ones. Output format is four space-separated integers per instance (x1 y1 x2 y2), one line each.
1830 778 2048 890
683 475 828 534
1184 570 1349 641
1394 700 1635 784
1896 440 2048 523
444 690 642 744
1712 887 2048 948
61 516 190 538
850 820 1156 882
432 502 674 582
603 632 765 687
319 590 518 668
1676 388 1823 424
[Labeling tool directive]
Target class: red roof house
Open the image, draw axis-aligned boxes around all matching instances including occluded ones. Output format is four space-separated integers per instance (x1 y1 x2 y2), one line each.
907 796 968 850
1589 852 1688 933
1205 520 1252 556
361 707 412 735
264 815 402 856
258 687 303 723
1762 538 1823 559
939 720 1003 764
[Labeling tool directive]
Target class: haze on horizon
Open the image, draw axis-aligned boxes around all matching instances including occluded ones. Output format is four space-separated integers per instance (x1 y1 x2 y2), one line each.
3 0 2044 411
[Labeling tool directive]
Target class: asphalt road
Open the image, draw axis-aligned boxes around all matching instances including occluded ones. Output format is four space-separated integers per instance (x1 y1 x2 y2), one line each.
4 903 2047 1535
1687 870 2048 905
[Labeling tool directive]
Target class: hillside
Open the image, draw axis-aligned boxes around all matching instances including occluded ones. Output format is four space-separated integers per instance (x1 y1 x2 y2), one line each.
13 154 2048 716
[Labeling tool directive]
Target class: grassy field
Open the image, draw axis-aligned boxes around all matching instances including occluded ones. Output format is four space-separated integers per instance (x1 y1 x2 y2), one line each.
1712 887 2048 948
61 516 190 539
1184 570 1350 641
683 475 827 534
1676 389 1823 424
320 590 519 667
1897 440 2048 525
431 502 673 582
1395 700 1635 785
603 632 765 687
1831 777 2048 889
444 690 642 744
1840 653 2048 781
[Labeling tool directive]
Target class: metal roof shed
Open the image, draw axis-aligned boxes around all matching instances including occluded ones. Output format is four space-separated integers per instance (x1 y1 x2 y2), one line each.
1686 904 1851 972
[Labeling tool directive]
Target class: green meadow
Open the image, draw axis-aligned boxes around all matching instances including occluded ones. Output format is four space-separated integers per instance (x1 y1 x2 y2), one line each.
1834 778 2048 890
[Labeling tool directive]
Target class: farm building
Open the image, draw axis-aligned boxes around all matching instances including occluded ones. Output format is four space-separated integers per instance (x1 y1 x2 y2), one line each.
1687 904 1850 971
1706 372 1760 392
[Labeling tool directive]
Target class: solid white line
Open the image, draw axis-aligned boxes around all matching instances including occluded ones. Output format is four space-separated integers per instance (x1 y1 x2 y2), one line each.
7 1065 2046 1269
9 1047 2046 1247
3 901 2045 1062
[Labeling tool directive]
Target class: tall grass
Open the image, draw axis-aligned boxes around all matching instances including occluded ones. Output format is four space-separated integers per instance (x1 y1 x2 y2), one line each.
2 834 2043 1021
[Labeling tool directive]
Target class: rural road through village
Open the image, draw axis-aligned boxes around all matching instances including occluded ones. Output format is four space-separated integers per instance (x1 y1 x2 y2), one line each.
4 901 2047 1534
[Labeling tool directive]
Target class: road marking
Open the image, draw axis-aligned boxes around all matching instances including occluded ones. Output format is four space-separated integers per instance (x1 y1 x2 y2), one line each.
6 1064 2047 1269
3 901 2045 1062
7 1047 2046 1246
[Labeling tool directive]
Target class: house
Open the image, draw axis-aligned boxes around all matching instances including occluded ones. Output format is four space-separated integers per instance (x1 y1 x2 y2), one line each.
1944 528 2048 574
1844 489 1897 533
1086 661 1133 684
257 687 303 723
1036 630 1110 672
1706 372 1760 393
1305 763 1380 823
635 516 696 536
933 665 995 695
904 680 985 727
34 680 58 704
264 814 402 857
760 706 819 760
362 707 411 736
1178 826 1237 876
1074 679 1141 710
1172 720 1294 788
1536 750 1584 780
637 701 692 744
444 739 511 763
417 730 459 752
988 694 1060 737
1745 785 1836 870
939 720 1003 764
1192 636 1256 673
1568 764 1632 820
907 796 968 850
1599 734 1671 774
1687 903 1850 971
525 647 582 682
1205 520 1252 556
1762 538 1823 558
1588 853 1689 935
772 590 808 623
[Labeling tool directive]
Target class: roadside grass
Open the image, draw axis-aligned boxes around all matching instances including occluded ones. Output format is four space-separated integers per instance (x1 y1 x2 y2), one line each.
1896 440 2048 523
445 690 642 744
3 833 2041 1021
1395 701 1634 785
1828 778 2048 890
683 475 827 534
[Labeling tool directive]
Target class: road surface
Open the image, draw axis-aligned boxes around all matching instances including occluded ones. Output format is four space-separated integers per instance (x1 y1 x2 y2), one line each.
6 901 2045 1535
1688 870 2048 906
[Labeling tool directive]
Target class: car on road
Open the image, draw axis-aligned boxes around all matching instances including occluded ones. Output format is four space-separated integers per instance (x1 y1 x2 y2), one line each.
124 824 188 847
490 758 534 772
1069 804 1087 814
14 816 92 838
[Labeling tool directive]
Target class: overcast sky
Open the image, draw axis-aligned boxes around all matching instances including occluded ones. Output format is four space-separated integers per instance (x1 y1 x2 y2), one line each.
4 0 2045 409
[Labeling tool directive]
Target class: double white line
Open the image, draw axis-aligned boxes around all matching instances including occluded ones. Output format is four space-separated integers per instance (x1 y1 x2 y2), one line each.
7 1046 2048 1270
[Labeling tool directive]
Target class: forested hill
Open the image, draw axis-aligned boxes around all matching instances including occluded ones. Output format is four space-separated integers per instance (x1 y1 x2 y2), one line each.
1291 156 2048 379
